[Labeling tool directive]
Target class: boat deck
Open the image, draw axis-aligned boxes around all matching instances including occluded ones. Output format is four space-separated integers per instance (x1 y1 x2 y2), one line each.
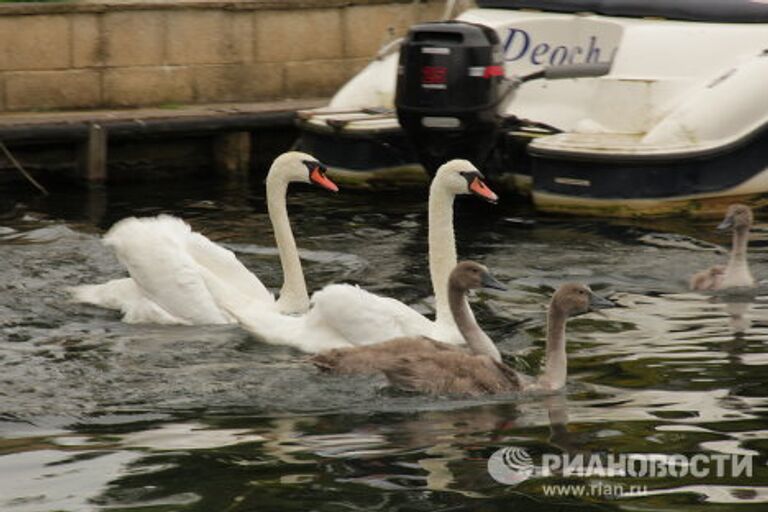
529 132 695 159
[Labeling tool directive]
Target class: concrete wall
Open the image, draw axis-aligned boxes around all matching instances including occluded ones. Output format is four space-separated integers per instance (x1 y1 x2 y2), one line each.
0 0 450 112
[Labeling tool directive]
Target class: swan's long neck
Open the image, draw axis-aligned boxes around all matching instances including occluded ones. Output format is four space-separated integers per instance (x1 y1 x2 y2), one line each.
429 181 458 324
266 174 309 313
538 305 568 390
448 285 501 362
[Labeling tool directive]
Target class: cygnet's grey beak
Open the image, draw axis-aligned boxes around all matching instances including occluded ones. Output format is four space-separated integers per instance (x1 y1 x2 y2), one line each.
481 271 507 291
589 291 615 310
716 215 734 231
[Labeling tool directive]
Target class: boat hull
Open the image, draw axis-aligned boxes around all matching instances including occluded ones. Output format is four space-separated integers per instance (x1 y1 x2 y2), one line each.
530 125 768 216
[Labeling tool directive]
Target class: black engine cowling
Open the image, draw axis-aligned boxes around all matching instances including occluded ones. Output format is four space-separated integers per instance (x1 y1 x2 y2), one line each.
395 21 504 175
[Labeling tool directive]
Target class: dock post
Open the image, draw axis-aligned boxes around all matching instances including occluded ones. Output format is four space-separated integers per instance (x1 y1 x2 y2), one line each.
79 123 108 184
214 131 251 175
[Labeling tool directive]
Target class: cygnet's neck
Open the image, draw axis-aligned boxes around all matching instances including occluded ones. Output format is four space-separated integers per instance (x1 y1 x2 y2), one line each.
429 179 458 324
724 225 754 287
728 226 750 267
266 173 309 313
448 283 501 362
537 304 568 390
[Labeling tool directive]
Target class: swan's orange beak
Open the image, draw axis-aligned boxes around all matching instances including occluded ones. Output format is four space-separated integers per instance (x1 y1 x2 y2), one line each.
309 166 338 192
469 177 498 204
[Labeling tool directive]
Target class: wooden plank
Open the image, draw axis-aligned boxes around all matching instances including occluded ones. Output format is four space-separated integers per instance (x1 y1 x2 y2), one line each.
214 131 251 175
80 123 107 183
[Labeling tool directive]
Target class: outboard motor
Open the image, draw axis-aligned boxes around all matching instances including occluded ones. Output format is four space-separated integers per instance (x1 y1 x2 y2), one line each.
395 21 505 174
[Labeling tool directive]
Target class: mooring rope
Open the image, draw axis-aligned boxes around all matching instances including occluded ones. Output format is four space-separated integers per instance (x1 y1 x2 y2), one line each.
0 140 49 196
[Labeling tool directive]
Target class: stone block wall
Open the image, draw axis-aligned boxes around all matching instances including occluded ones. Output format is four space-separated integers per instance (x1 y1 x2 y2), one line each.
0 0 452 112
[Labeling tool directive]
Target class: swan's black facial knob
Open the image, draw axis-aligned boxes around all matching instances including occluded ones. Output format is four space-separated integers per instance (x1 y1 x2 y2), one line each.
460 171 498 203
304 160 338 192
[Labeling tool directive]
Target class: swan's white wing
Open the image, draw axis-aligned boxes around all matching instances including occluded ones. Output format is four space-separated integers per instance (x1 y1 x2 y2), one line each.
307 284 435 346
75 215 274 326
70 277 138 311
200 269 348 352
69 277 184 324
200 274 426 352
104 216 232 324
185 230 274 305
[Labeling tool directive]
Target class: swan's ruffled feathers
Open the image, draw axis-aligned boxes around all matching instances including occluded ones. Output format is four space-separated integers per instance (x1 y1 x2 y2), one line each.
185 231 274 305
306 283 435 346
100 216 236 324
69 277 185 324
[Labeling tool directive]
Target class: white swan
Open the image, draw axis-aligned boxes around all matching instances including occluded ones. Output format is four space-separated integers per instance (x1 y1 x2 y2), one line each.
217 159 499 352
70 151 338 324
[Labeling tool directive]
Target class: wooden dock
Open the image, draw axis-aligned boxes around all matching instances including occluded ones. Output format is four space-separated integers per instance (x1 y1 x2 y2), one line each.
0 98 326 185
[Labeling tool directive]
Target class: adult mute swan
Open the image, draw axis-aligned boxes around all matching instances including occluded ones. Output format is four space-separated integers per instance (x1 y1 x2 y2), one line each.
690 204 755 291
70 151 338 324
220 160 499 352
312 261 615 396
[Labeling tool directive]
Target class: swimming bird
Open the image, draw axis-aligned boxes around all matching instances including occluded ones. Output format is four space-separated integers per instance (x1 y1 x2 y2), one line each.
312 261 615 395
690 204 755 291
72 156 497 353
70 151 338 324
219 160 499 352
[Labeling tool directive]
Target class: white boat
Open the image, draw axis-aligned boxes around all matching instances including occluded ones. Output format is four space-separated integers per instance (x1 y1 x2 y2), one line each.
296 0 768 216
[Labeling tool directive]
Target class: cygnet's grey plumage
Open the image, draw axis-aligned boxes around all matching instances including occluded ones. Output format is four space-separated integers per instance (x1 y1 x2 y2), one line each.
691 204 755 291
312 261 614 396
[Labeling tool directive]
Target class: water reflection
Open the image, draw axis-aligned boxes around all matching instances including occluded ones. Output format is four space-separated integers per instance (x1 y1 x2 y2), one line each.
0 178 767 511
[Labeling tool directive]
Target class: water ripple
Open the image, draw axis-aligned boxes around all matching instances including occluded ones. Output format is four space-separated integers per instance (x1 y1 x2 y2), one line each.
1 181 767 511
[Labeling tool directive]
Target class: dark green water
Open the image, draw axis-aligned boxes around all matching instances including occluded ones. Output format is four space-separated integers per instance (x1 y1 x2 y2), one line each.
1 176 767 511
